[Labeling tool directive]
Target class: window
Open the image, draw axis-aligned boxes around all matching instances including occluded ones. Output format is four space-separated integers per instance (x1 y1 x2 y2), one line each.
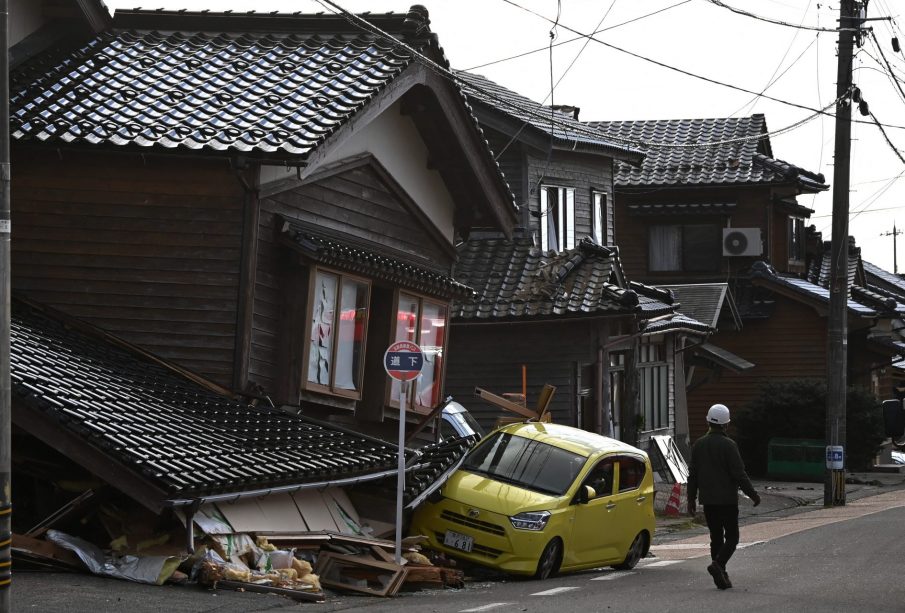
649 224 720 272
639 340 668 431
788 217 805 262
390 293 449 414
540 185 575 252
592 190 607 245
305 269 370 398
463 431 586 496
617 456 646 492
582 457 616 498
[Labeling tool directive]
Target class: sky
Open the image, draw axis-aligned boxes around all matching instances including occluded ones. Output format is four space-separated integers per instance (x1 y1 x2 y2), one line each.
104 0 905 273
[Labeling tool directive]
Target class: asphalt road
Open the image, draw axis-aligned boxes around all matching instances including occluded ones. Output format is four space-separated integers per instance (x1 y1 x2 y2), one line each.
13 493 905 612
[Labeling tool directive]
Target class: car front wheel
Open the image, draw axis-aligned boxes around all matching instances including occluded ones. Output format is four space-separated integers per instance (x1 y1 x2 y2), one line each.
534 538 563 580
613 532 646 570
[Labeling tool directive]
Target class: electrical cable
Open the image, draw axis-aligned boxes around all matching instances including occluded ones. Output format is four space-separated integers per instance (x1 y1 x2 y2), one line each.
732 31 818 118
495 0 905 132
465 0 691 72
313 0 856 150
702 0 855 32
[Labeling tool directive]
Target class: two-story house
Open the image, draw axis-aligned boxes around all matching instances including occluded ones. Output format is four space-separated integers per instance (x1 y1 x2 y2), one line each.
9 5 518 451
586 114 905 438
446 73 714 448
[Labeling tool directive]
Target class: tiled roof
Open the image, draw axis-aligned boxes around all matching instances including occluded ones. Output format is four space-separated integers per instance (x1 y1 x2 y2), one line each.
864 261 905 299
586 115 828 192
642 312 712 335
403 435 479 507
280 218 475 300
659 284 729 328
455 71 643 161
805 243 905 316
452 236 674 320
749 262 878 317
8 7 493 167
11 298 413 500
627 202 736 216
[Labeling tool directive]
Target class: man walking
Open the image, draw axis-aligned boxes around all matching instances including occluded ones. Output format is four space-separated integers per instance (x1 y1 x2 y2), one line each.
687 403 760 590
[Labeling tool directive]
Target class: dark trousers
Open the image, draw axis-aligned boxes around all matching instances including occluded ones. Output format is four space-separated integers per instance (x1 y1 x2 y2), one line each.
703 504 740 568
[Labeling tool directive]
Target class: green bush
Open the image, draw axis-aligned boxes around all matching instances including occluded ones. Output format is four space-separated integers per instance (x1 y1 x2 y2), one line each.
733 379 885 476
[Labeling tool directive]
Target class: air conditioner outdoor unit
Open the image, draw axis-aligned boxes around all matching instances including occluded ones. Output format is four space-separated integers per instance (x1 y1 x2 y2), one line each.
722 228 763 257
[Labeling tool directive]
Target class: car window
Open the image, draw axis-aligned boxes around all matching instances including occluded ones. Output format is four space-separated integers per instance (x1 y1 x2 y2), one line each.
582 457 615 498
617 456 646 492
462 432 586 496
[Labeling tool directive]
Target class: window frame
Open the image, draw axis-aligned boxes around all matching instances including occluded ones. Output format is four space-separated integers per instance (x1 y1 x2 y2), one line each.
591 189 607 245
638 338 668 432
788 216 805 263
648 223 720 273
540 184 576 252
616 455 647 492
386 291 451 415
301 266 371 401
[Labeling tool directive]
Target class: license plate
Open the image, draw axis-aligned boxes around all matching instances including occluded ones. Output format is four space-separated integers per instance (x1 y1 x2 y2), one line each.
443 530 474 552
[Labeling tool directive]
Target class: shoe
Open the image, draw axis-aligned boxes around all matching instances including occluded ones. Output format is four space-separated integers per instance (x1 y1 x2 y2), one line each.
707 563 729 590
722 569 733 589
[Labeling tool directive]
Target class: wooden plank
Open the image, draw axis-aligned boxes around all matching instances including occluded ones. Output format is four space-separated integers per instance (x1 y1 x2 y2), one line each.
216 579 325 602
25 489 101 538
291 490 340 532
474 387 537 419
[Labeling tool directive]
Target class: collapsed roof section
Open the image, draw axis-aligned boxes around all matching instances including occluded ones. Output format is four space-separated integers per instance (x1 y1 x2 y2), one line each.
452 236 710 333
11 298 471 512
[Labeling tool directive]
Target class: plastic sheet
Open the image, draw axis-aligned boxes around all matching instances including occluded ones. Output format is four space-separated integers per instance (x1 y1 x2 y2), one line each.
46 529 183 585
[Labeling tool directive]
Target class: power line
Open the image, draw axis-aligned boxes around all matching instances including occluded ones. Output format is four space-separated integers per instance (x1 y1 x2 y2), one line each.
703 0 853 32
313 0 847 151
465 0 692 72
496 0 905 131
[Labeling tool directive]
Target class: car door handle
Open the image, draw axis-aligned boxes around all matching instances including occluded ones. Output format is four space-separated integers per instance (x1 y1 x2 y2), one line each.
606 502 616 510
636 496 646 503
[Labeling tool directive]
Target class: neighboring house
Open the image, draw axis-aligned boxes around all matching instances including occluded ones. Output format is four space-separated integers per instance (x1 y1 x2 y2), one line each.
588 114 829 283
683 240 905 440
583 114 834 439
456 71 643 250
445 236 712 448
9 6 517 443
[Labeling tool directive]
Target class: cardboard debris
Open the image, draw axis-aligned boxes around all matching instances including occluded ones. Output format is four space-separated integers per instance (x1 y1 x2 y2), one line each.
12 533 84 571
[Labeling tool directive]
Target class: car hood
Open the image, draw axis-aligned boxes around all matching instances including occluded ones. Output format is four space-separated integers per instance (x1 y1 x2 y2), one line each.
442 469 561 516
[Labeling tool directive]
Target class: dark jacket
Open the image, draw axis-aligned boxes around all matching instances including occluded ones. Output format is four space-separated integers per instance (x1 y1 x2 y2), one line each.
687 428 756 505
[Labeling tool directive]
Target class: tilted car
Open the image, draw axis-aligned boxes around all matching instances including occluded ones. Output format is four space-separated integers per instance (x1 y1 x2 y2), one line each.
409 422 656 579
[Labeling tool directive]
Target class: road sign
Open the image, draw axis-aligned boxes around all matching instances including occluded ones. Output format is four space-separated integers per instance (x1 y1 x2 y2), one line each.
384 340 424 381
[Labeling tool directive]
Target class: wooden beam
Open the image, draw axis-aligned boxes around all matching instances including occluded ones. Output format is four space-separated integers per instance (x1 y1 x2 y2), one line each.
474 387 537 419
12 401 169 513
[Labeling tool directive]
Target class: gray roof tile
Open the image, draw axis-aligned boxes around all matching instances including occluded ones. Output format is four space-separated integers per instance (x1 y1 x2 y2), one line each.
586 115 828 191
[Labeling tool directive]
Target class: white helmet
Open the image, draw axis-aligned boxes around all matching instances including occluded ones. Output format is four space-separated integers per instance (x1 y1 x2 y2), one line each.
706 404 731 425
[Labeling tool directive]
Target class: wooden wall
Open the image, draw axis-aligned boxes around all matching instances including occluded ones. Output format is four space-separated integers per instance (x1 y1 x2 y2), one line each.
11 148 246 386
615 185 775 283
445 319 605 432
250 161 456 402
686 295 826 440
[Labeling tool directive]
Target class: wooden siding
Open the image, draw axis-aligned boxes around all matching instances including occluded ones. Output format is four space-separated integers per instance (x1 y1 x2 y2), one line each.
484 129 525 215
525 150 614 247
686 295 826 440
616 185 774 283
445 319 604 432
249 161 456 401
11 149 245 386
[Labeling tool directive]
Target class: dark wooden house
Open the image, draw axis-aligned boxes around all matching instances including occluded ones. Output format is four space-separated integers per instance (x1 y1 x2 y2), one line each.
444 74 714 447
588 114 829 284
9 6 517 442
446 236 712 447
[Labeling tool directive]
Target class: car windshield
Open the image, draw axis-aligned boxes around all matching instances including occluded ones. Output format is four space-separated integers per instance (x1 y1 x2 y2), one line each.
462 432 586 496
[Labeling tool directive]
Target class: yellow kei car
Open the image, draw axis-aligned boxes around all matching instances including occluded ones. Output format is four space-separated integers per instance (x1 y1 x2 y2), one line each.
409 422 656 579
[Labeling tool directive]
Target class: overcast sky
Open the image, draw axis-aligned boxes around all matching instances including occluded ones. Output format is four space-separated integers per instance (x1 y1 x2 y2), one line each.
105 0 905 273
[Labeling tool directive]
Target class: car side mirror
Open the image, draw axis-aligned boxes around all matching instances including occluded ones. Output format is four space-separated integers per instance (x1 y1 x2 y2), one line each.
575 484 596 504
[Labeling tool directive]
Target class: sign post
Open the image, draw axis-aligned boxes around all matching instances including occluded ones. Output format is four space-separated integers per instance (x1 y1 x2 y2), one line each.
383 340 424 564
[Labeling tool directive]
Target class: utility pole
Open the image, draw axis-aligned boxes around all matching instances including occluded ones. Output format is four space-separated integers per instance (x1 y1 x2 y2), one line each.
825 0 861 508
880 223 902 273
0 0 9 607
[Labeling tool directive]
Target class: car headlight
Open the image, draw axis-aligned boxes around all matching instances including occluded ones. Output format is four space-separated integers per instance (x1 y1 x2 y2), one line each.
509 511 551 531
